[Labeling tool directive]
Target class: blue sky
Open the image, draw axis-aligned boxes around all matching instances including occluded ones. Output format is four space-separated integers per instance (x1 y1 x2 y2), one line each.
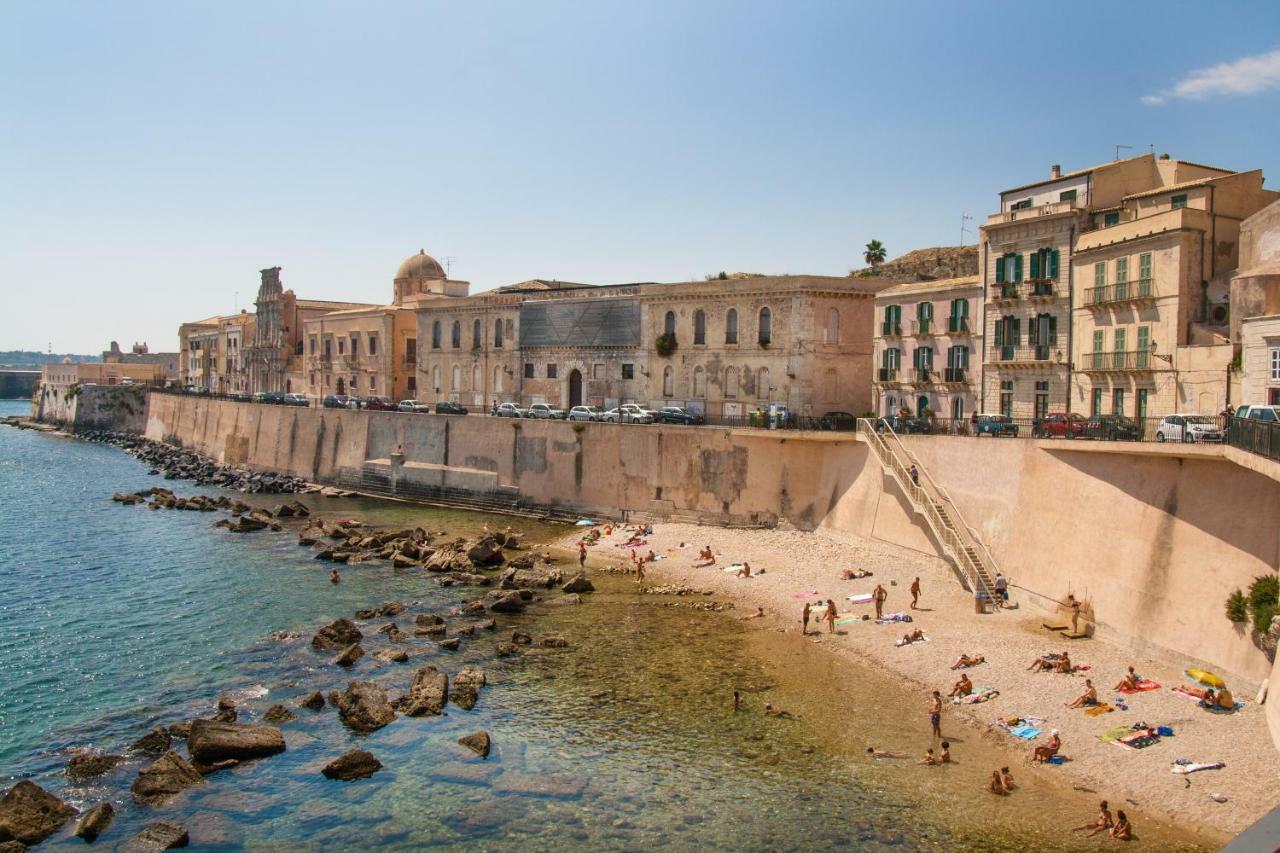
3 1 1279 352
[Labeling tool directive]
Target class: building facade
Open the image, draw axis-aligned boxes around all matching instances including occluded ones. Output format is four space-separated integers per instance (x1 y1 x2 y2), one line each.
102 341 180 382
872 276 982 420
1240 315 1280 406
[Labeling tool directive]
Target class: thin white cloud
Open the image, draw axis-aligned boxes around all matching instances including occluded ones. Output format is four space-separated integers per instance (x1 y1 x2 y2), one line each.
1143 48 1280 106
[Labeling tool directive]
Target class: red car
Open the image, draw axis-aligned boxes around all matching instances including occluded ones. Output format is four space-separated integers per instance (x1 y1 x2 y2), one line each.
360 396 394 411
1035 412 1085 438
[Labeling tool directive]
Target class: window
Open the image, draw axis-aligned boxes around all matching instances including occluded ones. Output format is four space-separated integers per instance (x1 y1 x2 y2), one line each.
663 311 676 336
369 335 378 356
1104 212 1120 227
493 365 503 394
826 307 840 344
1034 380 1049 420
431 321 441 349
1012 198 1032 210
1116 257 1128 284
451 365 461 391
494 319 503 349
350 335 359 357
882 304 902 335
408 376 416 392
724 366 740 398
405 338 416 364
1114 328 1127 352
369 376 376 392
1137 388 1148 419
593 363 604 380
1000 379 1013 418
757 367 770 399
693 310 706 345
1029 248 1060 281
1171 193 1188 209
451 321 461 348
948 298 969 332
662 366 673 397
917 301 933 333
621 363 634 380
994 253 1022 284
1059 189 1077 203
524 363 534 379
1271 348 1280 381
309 336 317 355
725 309 739 344
473 319 482 349
472 364 480 391
1112 388 1125 415
693 365 706 397
547 363 557 379
337 338 345 356
993 315 1020 356
432 365 441 392
758 307 772 345
1094 262 1105 288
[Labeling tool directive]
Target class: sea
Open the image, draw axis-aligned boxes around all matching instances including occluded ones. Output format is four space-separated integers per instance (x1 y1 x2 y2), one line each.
0 399 1206 850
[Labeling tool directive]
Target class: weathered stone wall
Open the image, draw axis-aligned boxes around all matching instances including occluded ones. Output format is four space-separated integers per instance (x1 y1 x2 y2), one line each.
34 384 149 431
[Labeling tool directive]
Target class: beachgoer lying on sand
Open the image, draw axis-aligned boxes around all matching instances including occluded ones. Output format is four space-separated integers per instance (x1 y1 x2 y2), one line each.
1028 651 1071 673
1182 685 1213 701
899 628 925 645
763 703 797 719
1066 679 1098 708
865 747 906 759
1001 767 1015 791
1032 730 1061 763
841 568 873 580
1114 666 1139 691
646 550 656 563
1110 810 1132 840
1073 800 1114 838
987 770 1007 795
951 654 985 669
740 607 766 620
919 748 938 765
948 674 973 698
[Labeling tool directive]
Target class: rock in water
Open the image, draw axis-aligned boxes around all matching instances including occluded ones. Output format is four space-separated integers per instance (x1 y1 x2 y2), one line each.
130 726 172 755
332 643 365 667
262 704 297 724
329 682 396 732
321 750 383 781
311 618 362 650
458 731 491 758
436 637 461 651
456 668 486 688
451 685 479 710
299 691 325 711
396 665 448 717
66 752 125 782
75 803 115 842
120 820 189 851
466 535 505 567
539 636 571 648
562 574 594 593
0 781 78 845
131 751 205 805
511 631 532 645
374 648 408 663
187 721 286 764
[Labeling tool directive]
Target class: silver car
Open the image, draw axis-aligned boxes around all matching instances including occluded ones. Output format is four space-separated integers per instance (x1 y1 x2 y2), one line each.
568 405 603 422
397 399 430 413
527 403 568 420
495 402 527 418
1155 414 1222 443
605 404 653 424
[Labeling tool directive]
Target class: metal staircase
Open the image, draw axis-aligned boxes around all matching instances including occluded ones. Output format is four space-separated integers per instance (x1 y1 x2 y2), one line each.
857 419 999 600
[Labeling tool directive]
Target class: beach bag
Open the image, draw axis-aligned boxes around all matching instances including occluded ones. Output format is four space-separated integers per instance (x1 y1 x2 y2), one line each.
1157 726 1174 737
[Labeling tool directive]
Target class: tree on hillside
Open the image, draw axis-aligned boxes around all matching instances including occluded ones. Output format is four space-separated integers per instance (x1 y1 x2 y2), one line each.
864 240 887 269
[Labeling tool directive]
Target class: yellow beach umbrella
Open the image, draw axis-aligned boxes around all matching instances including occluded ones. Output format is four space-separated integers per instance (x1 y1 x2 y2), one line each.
1185 669 1226 689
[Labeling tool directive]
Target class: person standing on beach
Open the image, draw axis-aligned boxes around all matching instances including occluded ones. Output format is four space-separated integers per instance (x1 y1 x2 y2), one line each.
824 599 837 633
802 602 812 635
910 577 921 609
578 543 587 568
928 691 942 738
873 583 887 620
733 690 741 713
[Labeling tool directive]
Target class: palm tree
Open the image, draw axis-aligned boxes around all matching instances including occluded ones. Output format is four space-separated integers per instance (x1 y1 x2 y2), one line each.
864 240 887 269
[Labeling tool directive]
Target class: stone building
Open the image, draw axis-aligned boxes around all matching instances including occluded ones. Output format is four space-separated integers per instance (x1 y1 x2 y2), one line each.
178 312 255 394
1239 315 1280 406
872 275 982 420
34 359 165 421
102 341 180 382
414 274 885 417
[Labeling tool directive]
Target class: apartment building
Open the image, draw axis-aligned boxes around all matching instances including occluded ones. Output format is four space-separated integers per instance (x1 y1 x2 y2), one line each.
872 275 982 420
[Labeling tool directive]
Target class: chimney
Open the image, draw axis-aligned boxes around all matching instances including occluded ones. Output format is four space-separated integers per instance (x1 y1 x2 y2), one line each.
1050 164 1062 179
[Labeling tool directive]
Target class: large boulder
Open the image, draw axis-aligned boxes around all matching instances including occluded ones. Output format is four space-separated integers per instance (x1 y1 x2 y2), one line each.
321 750 383 781
333 643 365 667
329 682 396 732
562 574 595 594
75 802 115 842
130 726 172 755
131 751 205 805
0 781 78 846
466 535 505 567
187 720 286 764
395 665 448 717
484 591 526 614
262 704 297 724
499 568 563 590
458 731 491 758
66 752 125 783
374 648 408 663
120 820 188 851
299 691 325 711
311 618 362 650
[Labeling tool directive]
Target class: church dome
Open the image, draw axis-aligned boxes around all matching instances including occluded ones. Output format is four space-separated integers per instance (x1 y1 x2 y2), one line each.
396 249 446 280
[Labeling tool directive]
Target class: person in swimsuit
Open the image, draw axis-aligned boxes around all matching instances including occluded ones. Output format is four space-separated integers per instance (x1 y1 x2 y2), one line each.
329 569 340 584
951 654 985 669
949 674 973 698
1113 666 1139 691
910 577 921 609
1110 810 1132 840
1066 679 1098 708
929 691 942 737
1073 800 1113 838
824 599 838 633
987 770 1007 795
802 602 812 636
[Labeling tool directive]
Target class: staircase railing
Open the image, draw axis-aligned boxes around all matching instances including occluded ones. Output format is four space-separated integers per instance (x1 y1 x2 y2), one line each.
857 419 997 598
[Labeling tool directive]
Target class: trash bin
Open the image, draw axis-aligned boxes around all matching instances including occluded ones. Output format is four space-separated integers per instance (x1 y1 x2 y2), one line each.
974 593 987 614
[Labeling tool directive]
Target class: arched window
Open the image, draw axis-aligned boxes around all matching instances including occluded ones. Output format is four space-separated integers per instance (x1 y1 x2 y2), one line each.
662 365 674 397
758 307 772 346
473 319 481 349
451 365 461 391
725 309 739 344
431 320 441 349
693 310 706 345
724 366 740 399
494 319 503 349
493 365 503 394
431 365 441 392
693 365 706 397
451 321 461 349
664 310 676 336
757 367 770 399
472 364 481 392
826 308 840 344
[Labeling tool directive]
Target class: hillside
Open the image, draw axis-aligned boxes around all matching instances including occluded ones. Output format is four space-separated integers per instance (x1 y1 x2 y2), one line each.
851 245 977 282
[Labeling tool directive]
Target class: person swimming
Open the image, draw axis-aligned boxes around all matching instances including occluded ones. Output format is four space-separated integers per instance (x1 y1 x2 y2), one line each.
329 569 340 584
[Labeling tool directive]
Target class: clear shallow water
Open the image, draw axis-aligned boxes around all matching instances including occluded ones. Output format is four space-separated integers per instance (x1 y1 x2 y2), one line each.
0 400 1208 850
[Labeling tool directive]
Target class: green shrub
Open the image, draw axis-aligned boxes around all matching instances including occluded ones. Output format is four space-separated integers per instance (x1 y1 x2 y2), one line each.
655 334 677 357
1226 589 1248 623
1248 574 1280 634
571 422 586 434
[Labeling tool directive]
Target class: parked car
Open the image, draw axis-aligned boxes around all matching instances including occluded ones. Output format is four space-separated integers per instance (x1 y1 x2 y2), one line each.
283 393 309 407
1155 414 1223 443
603 404 654 424
974 413 1019 437
820 411 858 430
397 399 430 413
568 405 604 422
495 402 527 418
361 396 394 411
254 391 286 405
526 403 568 420
322 394 352 409
1083 414 1139 441
1236 404 1280 422
653 406 706 425
1035 412 1085 439
434 401 469 415
875 415 933 435
229 392 251 402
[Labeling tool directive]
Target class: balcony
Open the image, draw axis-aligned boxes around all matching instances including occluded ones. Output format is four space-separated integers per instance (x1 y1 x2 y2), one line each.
875 368 901 384
880 322 903 337
1025 279 1060 299
985 199 1082 226
911 368 934 384
947 316 970 334
911 319 934 337
1084 279 1155 308
990 284 1020 302
1081 350 1154 373
991 281 1060 302
943 367 967 384
991 344 1055 367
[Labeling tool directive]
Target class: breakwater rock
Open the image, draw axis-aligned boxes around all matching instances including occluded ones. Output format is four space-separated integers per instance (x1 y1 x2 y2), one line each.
78 430 309 493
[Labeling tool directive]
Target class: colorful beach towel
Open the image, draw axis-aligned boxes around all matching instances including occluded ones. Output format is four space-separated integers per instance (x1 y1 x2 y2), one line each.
1097 725 1134 744
1084 703 1114 717
846 593 874 604
1118 679 1160 694
995 716 1044 740
1171 761 1224 775
835 615 866 627
875 612 912 624
1117 732 1160 749
722 564 747 573
791 591 820 600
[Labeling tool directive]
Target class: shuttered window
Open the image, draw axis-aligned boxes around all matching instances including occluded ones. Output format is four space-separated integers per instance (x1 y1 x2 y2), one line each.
1094 262 1105 288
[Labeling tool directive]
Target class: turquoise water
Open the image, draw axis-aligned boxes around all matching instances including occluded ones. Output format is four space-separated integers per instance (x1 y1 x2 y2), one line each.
0 401 1204 850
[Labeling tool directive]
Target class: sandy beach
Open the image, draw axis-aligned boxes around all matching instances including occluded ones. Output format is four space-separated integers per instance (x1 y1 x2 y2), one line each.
565 521 1279 840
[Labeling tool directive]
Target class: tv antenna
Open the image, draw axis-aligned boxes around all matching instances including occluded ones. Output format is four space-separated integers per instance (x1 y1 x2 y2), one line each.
1114 144 1133 160
960 213 974 247
445 257 457 276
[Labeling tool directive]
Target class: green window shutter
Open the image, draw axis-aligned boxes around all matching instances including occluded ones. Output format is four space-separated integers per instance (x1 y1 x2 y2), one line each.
1092 330 1103 352
1014 254 1023 282
1029 251 1041 280
994 319 1004 346
1049 315 1058 344
1049 250 1060 279
959 298 969 318
1116 257 1128 283
1137 327 1149 350
1013 317 1021 343
1094 262 1105 287
1115 329 1126 351
995 255 1005 283
1029 319 1039 345
1139 253 1152 280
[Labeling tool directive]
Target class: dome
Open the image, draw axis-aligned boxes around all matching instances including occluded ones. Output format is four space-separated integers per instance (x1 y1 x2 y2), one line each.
396 249 446 280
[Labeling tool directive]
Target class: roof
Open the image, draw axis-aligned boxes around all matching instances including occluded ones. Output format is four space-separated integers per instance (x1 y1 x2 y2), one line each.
396 250 446 280
310 304 404 318
1124 175 1221 201
494 279 597 294
999 153 1152 196
294 299 380 310
878 275 981 298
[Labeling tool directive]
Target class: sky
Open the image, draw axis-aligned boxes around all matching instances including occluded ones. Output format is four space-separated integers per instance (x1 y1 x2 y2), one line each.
2 1 1280 353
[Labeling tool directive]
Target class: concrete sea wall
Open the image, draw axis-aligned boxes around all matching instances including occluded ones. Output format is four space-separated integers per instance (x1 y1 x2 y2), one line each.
34 384 149 432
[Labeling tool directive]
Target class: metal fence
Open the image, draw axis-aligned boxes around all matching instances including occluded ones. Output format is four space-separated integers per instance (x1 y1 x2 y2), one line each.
1228 417 1280 462
879 415 1230 443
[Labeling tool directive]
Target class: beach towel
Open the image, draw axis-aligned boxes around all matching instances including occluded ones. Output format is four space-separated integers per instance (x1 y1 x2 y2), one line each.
955 686 997 705
791 590 820 600
1170 761 1224 775
1009 724 1041 739
722 563 746 573
1117 732 1160 750
846 593 874 604
835 615 866 627
875 612 912 624
1119 679 1160 694
1097 725 1134 744
995 716 1043 739
894 636 930 647
1083 703 1114 717
1203 701 1245 714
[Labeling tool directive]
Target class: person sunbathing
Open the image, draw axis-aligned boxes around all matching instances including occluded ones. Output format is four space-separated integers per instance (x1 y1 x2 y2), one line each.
1000 767 1015 791
1201 687 1235 711
951 654 985 669
645 550 656 563
737 562 752 578
739 607 766 620
987 770 1007 795
865 746 906 759
841 568 872 580
900 628 925 644
1066 679 1098 708
694 546 716 567
1114 666 1139 691
763 702 797 719
1032 730 1061 762
948 674 973 698
1027 653 1057 672
1053 652 1075 673
1110 810 1132 840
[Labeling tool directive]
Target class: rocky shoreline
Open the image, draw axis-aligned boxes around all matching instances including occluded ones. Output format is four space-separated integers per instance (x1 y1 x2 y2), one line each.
0 492 594 850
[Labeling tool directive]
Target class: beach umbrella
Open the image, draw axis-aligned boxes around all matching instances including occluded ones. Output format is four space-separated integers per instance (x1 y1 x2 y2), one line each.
1185 669 1225 689
574 519 595 527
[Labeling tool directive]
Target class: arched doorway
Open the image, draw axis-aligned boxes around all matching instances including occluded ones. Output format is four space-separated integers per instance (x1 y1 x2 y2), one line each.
336 377 346 395
568 369 583 408
916 395 929 416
